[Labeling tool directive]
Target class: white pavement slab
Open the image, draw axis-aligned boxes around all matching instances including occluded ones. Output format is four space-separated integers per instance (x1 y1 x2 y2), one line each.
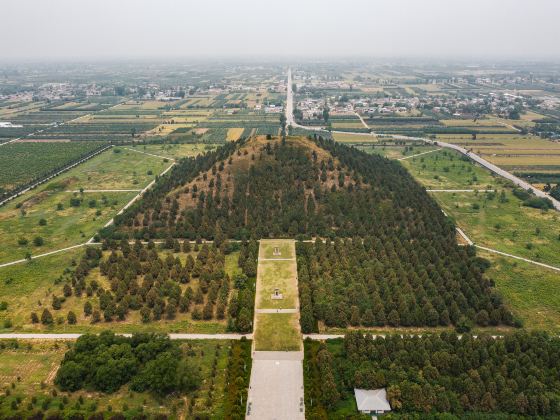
0 333 252 340
255 308 298 314
247 352 305 419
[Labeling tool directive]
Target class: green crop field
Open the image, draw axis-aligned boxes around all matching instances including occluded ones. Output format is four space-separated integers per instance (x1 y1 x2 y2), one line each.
0 141 105 191
0 146 173 263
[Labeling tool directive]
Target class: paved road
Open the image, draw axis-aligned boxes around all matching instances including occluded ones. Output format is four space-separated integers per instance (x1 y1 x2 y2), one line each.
247 240 305 419
304 333 506 340
0 333 252 340
284 68 560 211
354 111 370 129
475 245 560 272
456 227 474 246
247 352 305 419
398 148 441 160
0 243 89 269
64 189 142 193
427 189 496 192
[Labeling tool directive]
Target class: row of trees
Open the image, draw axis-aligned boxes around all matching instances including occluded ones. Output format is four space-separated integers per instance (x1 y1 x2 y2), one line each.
306 331 560 417
297 238 513 330
221 338 252 418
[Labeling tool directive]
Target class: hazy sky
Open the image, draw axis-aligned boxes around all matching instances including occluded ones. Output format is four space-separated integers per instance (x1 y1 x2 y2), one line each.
2 0 559 60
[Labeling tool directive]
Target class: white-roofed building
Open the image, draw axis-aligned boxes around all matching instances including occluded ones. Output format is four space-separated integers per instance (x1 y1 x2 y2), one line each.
354 388 391 416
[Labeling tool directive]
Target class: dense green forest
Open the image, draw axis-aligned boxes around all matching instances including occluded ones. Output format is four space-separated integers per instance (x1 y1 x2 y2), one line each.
297 238 513 330
305 332 560 418
55 332 200 395
104 135 458 242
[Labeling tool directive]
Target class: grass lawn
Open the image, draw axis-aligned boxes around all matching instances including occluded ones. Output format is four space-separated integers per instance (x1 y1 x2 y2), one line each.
0 339 235 419
254 313 301 351
0 146 175 264
481 251 560 333
257 261 297 309
257 240 297 309
401 149 500 189
54 147 165 190
0 247 84 327
259 239 294 259
436 190 560 266
0 190 136 263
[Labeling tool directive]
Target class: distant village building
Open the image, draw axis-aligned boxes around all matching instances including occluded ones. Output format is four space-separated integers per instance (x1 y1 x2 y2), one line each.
354 388 391 416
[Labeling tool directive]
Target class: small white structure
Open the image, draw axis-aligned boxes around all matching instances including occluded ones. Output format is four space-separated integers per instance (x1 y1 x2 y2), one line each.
273 246 281 256
354 388 391 416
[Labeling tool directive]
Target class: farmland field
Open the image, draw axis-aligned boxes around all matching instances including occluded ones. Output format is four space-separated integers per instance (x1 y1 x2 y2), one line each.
0 141 105 192
0 146 175 263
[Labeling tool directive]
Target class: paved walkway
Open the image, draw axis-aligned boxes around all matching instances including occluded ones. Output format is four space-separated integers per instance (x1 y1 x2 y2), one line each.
64 189 142 193
0 243 89 268
0 333 252 340
427 189 496 192
247 239 305 419
247 352 305 419
255 308 298 314
123 147 175 161
475 245 560 272
398 148 441 160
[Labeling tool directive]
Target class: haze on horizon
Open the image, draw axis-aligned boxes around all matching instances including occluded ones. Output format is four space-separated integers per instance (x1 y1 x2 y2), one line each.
2 0 560 61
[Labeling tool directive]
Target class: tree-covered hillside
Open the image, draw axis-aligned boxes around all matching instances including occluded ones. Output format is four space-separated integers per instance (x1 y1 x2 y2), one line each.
106 135 458 242
103 135 512 327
